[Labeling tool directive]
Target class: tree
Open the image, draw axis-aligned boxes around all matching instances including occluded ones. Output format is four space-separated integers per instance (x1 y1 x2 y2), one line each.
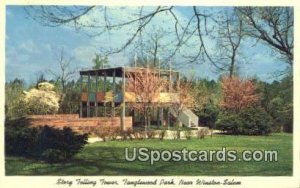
5 79 27 119
125 68 167 130
170 79 196 128
219 76 260 112
132 26 172 68
92 54 109 69
257 75 293 132
49 47 77 92
26 6 293 76
198 100 219 136
35 73 47 87
236 7 293 65
26 6 218 66
215 11 244 77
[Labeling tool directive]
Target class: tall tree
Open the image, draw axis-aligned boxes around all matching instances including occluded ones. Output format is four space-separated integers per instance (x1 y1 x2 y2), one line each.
26 6 217 66
215 11 244 77
92 54 109 69
49 47 77 92
236 7 293 65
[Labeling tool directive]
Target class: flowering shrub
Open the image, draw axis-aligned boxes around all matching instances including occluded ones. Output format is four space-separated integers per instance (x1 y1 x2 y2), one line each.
22 82 59 115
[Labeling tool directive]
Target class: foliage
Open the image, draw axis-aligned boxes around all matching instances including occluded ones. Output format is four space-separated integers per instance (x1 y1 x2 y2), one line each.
171 80 197 126
5 118 39 157
22 82 60 115
216 107 272 135
120 129 134 141
5 119 88 163
146 129 156 139
197 128 210 139
92 54 109 69
126 68 167 130
257 75 293 133
158 129 166 140
59 87 81 113
184 129 192 140
219 76 259 111
197 101 219 129
5 79 27 119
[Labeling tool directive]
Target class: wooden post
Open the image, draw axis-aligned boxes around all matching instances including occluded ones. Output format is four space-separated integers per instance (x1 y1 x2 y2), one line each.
167 108 170 129
160 108 164 128
158 56 160 78
95 72 98 117
121 68 126 130
103 72 107 117
80 74 83 118
87 73 91 117
177 72 180 91
169 61 172 92
112 69 116 117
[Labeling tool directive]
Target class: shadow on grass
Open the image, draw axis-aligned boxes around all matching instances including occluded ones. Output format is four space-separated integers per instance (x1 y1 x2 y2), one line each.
6 134 293 176
6 145 179 176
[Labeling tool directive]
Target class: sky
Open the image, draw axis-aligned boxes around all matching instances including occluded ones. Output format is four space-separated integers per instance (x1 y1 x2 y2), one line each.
5 6 290 85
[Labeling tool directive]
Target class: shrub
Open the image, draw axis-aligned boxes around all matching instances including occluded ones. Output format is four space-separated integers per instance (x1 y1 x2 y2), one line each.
158 129 166 141
5 119 88 163
110 127 121 141
5 118 38 157
36 126 88 161
94 126 110 141
197 128 209 139
216 107 272 135
215 112 243 134
120 128 134 141
41 149 66 163
184 129 192 140
197 102 219 129
146 129 156 139
239 107 272 135
22 82 60 115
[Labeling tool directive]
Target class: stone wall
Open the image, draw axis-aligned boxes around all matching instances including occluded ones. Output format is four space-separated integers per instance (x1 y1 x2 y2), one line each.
27 114 132 133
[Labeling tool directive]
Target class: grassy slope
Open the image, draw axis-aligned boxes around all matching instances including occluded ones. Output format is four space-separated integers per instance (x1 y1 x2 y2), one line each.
5 133 292 176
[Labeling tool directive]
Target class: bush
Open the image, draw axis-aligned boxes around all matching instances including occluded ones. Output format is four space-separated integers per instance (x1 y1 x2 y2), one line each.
215 112 242 134
110 127 121 141
22 82 60 115
5 119 88 163
216 107 272 135
184 129 192 140
37 126 88 160
197 102 219 128
146 129 156 139
197 128 209 139
93 126 110 141
5 118 38 157
41 149 66 163
158 129 166 141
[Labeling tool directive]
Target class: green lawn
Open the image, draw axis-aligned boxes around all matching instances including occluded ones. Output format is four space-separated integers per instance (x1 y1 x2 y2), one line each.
5 133 292 176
